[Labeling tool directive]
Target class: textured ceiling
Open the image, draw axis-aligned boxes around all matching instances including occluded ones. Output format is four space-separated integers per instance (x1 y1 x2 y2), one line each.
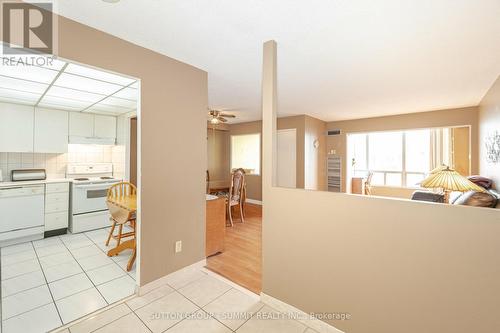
56 0 500 123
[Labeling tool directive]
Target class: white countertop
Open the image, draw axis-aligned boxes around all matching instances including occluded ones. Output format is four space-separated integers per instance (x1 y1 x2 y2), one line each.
0 178 72 188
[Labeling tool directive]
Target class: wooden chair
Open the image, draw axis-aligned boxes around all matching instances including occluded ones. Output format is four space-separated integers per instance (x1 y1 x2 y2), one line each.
227 168 246 227
106 182 137 247
364 172 373 195
206 170 210 194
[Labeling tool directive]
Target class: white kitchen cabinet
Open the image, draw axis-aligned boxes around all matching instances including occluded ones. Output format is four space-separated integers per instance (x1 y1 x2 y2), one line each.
69 112 116 144
45 211 69 232
44 182 69 233
69 112 94 137
34 108 69 153
0 103 34 152
94 115 117 139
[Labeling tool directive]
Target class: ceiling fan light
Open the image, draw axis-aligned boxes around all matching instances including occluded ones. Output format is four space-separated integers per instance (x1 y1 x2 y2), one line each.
210 117 219 124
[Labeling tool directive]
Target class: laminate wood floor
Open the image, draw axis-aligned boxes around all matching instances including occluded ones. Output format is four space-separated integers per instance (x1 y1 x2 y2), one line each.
206 203 262 294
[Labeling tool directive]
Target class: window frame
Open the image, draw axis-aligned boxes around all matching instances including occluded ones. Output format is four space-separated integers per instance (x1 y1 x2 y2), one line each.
348 130 429 188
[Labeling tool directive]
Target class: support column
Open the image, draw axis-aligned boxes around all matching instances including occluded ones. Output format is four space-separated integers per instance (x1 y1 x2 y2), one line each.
261 40 278 196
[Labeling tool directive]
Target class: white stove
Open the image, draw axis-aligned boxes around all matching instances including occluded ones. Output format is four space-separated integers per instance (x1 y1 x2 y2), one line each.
67 163 121 233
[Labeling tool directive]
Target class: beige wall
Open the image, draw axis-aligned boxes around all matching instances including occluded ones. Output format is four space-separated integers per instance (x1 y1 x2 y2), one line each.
227 120 264 201
207 128 230 188
479 76 500 188
452 127 471 176
304 115 327 191
263 190 500 333
277 116 306 189
370 185 415 199
262 41 500 333
327 107 479 191
51 13 208 286
229 115 316 200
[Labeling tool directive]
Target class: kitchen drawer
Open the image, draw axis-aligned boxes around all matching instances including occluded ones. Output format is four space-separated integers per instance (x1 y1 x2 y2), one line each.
46 182 69 194
45 193 69 213
45 211 68 231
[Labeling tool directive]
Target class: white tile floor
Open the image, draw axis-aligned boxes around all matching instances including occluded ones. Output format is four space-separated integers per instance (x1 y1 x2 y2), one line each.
0 227 137 333
56 268 327 333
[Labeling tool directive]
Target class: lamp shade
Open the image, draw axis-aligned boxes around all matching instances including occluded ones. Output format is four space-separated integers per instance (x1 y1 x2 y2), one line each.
420 167 485 192
429 164 448 174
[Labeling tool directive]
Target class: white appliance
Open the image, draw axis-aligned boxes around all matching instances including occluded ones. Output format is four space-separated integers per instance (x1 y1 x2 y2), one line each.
67 163 121 233
0 185 45 246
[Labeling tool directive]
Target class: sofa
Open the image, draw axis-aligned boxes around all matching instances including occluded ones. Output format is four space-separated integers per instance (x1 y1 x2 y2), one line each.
411 176 499 209
450 189 499 208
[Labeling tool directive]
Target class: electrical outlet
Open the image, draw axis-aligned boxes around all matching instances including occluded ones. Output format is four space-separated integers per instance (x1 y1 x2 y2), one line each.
175 240 182 253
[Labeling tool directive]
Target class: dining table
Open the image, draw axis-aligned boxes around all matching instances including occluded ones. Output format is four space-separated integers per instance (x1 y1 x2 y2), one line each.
106 194 137 272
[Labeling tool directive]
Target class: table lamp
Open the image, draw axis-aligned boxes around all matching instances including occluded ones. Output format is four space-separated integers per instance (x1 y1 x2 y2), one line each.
420 166 485 203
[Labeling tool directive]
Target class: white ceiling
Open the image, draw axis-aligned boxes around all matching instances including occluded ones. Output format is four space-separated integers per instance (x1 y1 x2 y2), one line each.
55 0 500 123
0 56 138 115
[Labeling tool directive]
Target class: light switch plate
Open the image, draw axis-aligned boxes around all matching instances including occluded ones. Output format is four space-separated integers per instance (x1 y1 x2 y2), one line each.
175 240 182 253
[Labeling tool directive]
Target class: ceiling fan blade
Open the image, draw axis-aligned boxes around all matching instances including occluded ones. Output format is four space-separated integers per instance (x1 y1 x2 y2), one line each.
219 113 236 118
218 117 228 123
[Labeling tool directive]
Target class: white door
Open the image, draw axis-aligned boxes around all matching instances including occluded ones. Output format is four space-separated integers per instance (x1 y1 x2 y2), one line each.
277 129 296 188
34 108 69 153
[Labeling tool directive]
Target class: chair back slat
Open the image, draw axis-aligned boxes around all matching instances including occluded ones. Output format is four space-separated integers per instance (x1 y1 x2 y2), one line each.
230 168 246 202
108 182 137 200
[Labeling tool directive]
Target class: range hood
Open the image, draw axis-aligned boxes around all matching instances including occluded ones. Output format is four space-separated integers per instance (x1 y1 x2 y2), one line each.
69 136 116 145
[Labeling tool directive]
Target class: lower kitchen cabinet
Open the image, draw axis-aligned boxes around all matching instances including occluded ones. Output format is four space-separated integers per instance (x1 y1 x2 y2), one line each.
44 182 70 236
45 211 69 231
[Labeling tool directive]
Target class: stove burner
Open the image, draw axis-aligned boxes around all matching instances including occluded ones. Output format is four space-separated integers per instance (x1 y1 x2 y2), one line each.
74 178 89 181
100 177 114 179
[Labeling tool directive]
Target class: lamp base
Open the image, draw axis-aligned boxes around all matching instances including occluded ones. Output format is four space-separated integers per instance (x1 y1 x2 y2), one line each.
443 190 451 204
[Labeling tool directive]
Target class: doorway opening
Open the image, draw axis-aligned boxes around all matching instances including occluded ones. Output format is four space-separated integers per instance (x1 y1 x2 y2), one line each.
205 126 264 294
0 56 140 332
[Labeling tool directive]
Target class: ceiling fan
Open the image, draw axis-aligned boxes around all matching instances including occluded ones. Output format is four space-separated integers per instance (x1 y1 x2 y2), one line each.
208 108 236 124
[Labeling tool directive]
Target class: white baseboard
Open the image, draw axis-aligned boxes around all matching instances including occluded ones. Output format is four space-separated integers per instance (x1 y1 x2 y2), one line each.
260 293 344 333
245 198 262 205
138 259 207 296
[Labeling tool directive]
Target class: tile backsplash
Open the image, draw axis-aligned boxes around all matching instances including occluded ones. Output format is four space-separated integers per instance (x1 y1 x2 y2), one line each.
0 144 126 181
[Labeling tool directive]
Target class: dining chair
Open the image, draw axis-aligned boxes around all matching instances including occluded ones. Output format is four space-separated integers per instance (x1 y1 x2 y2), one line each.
227 168 246 227
105 182 137 247
364 172 373 195
206 170 210 194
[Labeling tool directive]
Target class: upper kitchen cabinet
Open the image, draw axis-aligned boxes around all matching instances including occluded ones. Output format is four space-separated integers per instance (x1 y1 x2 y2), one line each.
0 103 34 153
34 108 69 153
94 115 117 140
69 112 116 144
69 112 94 138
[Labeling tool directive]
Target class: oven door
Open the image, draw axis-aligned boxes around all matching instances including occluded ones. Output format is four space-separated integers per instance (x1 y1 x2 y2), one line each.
72 183 111 215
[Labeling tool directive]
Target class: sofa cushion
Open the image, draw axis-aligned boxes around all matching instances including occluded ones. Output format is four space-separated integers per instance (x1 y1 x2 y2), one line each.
489 190 500 208
453 190 497 208
467 176 494 189
411 191 445 203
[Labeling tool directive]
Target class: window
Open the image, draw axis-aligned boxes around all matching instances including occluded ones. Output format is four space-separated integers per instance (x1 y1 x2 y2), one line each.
348 133 367 177
231 134 260 175
405 129 431 187
369 131 403 172
348 129 431 188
